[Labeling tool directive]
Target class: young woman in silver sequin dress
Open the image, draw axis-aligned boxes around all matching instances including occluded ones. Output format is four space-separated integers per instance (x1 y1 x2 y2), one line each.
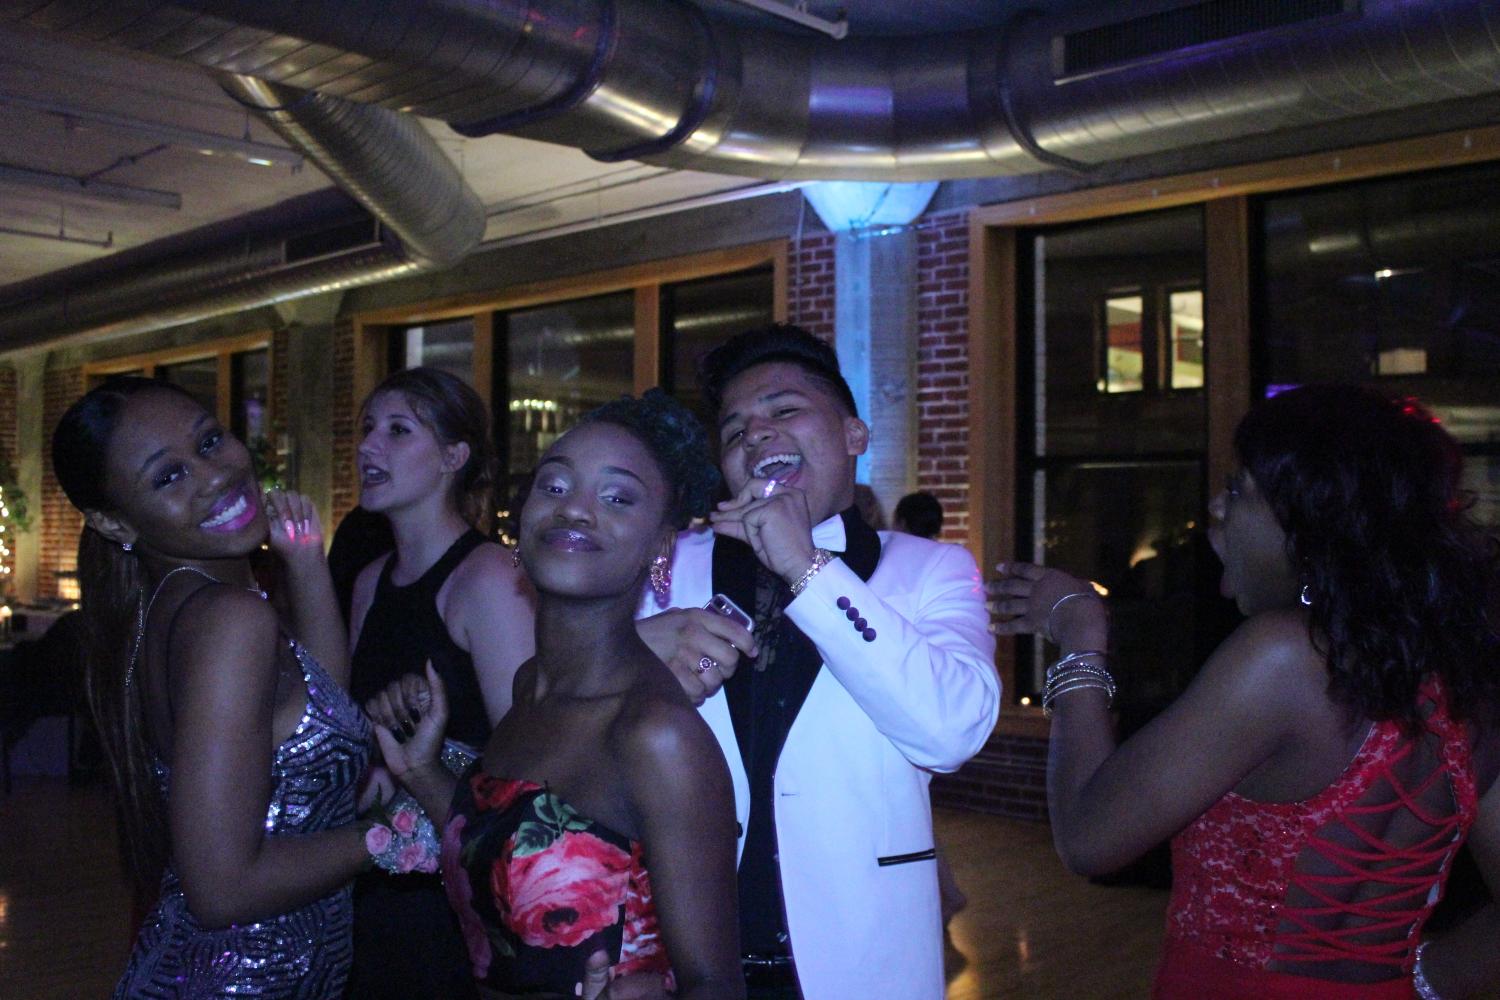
53 377 375 999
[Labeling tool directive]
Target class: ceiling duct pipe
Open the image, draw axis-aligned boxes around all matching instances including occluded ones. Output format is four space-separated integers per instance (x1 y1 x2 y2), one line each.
0 74 485 347
3 0 1499 181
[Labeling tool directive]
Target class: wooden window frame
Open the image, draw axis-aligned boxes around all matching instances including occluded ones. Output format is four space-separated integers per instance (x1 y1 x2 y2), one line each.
968 124 1500 736
351 241 790 411
82 332 273 431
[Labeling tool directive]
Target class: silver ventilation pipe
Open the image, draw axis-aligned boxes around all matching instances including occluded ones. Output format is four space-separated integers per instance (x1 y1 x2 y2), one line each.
219 75 484 268
3 0 1498 181
0 75 485 348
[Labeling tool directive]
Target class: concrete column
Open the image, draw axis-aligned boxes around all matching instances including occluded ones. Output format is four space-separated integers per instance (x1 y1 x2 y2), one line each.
833 227 919 527
13 355 46 602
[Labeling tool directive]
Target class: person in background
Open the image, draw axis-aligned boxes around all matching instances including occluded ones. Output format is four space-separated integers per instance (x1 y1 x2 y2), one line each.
369 390 743 1000
991 385 1500 999
346 367 535 1000
635 324 1000 999
327 504 394 626
53 377 375 997
893 491 943 541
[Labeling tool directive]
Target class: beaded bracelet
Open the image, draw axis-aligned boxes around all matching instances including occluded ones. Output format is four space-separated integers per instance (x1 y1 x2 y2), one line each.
789 548 835 596
1042 650 1116 716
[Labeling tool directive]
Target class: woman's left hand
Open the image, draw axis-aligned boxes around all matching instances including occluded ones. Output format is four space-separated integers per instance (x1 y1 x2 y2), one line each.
988 561 1108 649
264 489 325 559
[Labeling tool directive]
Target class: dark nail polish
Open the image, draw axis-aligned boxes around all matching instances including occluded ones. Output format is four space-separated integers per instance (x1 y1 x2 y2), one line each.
410 709 421 724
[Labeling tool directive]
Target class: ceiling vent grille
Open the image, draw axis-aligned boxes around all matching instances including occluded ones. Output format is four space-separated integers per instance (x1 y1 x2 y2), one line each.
1058 0 1357 81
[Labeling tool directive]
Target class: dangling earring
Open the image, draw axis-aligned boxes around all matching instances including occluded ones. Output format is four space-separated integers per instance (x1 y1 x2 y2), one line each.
511 547 522 569
650 554 671 600
122 541 134 553
1299 584 1312 606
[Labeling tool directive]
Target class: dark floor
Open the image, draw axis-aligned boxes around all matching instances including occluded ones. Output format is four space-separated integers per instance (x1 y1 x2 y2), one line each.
0 778 1169 999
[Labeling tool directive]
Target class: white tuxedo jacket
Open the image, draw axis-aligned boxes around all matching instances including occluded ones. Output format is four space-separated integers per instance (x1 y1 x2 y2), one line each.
640 518 1000 1000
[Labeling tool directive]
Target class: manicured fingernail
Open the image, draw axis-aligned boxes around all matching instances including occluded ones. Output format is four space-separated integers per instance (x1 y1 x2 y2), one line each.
410 708 421 724
393 729 407 744
284 519 297 538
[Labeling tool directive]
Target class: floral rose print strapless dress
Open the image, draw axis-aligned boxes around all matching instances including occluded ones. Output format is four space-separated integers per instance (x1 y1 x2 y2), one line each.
441 768 673 996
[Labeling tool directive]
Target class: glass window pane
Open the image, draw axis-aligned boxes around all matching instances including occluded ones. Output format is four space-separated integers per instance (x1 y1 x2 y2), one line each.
230 348 269 443
1169 289 1204 390
1022 460 1234 711
1258 161 1500 447
499 291 635 500
390 317 476 385
156 357 217 414
662 266 774 413
1032 207 1207 457
1102 294 1145 393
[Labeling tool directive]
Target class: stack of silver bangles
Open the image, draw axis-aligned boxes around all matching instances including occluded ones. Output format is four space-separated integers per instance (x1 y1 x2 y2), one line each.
1042 650 1115 716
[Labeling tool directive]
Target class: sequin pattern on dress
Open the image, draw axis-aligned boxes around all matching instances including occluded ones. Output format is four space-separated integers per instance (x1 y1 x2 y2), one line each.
112 640 370 999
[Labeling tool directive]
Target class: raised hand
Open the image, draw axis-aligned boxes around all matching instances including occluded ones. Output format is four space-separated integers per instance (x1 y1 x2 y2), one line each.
708 476 816 583
263 488 325 559
988 561 1108 651
636 607 757 705
367 662 448 781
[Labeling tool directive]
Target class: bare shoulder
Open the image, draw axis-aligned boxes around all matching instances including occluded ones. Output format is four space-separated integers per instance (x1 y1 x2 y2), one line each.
165 585 281 687
446 540 529 607
611 681 723 781
1200 608 1328 713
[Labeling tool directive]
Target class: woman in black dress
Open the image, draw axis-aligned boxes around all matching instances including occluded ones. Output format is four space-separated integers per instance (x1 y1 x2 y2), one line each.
346 367 535 1000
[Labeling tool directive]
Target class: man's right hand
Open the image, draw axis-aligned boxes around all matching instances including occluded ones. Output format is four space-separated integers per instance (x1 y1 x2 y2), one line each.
636 607 757 705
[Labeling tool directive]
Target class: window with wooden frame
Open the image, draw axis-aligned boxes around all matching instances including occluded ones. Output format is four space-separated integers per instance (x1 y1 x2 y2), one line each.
84 333 273 447
354 242 786 539
968 124 1500 732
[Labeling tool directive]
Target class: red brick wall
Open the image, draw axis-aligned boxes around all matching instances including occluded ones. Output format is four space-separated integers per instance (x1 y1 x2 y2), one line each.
330 318 358 526
40 366 85 598
914 210 973 546
785 232 836 341
930 734 1048 822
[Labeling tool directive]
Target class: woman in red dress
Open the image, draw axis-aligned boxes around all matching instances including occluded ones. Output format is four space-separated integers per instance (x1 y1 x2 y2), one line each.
991 385 1500 998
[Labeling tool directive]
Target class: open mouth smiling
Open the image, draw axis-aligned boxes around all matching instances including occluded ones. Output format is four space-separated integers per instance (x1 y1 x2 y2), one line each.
200 486 258 532
752 452 803 481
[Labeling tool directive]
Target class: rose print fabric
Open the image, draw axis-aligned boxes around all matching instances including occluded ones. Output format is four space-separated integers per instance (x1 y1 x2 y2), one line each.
1156 679 1477 999
442 769 673 996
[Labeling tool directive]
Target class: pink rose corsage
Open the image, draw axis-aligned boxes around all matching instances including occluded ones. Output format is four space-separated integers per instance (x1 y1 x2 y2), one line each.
365 806 440 874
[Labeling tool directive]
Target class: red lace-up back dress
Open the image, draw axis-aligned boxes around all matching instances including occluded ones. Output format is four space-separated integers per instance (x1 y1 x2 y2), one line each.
1156 679 1477 1000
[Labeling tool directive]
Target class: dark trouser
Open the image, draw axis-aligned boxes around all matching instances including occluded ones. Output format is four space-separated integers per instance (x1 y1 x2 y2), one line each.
743 954 799 999
746 987 801 1000
345 871 479 1000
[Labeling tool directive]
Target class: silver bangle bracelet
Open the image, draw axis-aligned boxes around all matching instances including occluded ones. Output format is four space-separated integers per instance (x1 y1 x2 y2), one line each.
1045 591 1099 644
1413 941 1444 1000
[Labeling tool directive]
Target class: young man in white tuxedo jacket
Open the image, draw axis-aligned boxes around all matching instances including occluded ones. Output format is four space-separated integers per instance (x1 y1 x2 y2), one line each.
633 325 1000 1000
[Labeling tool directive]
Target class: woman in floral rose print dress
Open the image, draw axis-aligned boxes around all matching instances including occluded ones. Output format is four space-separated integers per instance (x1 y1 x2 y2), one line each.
369 390 744 1000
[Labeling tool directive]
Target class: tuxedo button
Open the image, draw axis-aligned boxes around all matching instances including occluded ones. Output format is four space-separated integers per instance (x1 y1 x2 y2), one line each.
836 596 851 610
854 617 867 631
845 607 860 621
862 627 877 642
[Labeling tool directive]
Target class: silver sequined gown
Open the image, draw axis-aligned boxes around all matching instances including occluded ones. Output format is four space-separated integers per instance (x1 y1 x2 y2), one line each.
113 641 370 999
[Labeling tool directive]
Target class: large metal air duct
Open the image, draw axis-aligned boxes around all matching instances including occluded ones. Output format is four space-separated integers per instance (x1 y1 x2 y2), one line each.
3 0 1498 181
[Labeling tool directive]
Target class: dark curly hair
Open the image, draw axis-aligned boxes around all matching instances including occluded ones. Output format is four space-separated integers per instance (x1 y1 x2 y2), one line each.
579 388 720 530
698 323 858 420
1236 384 1500 732
364 367 497 529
